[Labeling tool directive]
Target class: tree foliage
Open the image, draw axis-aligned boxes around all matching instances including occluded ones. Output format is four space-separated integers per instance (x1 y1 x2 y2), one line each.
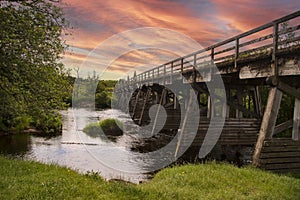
0 0 70 134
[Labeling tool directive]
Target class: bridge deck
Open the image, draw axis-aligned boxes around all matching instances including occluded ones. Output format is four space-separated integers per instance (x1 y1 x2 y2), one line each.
116 10 300 89
115 11 300 173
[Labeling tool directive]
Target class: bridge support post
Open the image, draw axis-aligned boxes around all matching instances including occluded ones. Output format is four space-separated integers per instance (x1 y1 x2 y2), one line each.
132 89 141 119
173 93 177 110
253 87 282 166
236 88 243 118
207 95 212 118
254 86 263 118
139 88 151 125
292 98 300 141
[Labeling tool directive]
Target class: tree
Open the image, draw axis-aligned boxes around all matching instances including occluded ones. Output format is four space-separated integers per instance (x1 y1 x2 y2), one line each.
0 0 70 134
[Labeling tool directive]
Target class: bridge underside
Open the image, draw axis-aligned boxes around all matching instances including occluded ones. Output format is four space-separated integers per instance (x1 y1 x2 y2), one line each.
119 68 300 172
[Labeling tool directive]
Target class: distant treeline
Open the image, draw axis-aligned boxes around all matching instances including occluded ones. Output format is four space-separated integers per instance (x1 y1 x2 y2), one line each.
65 76 117 109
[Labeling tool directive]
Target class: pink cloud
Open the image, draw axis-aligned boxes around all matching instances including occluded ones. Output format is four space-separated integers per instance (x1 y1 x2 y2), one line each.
61 0 300 78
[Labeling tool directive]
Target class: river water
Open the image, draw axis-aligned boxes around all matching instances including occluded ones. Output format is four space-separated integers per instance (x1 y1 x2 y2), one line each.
0 108 170 183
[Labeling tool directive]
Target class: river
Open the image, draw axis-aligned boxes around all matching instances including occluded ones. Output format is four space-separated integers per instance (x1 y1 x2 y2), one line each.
0 108 166 183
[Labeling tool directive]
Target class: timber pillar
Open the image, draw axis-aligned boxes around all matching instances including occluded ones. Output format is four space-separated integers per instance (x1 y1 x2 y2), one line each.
253 87 282 166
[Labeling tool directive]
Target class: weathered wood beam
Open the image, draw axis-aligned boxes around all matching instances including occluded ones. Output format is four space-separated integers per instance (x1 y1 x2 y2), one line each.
132 89 141 119
192 83 258 118
138 88 151 125
292 98 300 140
236 88 243 118
254 86 263 118
277 81 300 100
253 87 282 166
175 89 194 158
151 88 167 136
207 95 212 118
273 119 293 136
173 93 177 110
228 99 258 118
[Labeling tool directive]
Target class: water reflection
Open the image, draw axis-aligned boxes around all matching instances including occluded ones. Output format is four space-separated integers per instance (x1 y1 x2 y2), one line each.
0 109 157 183
0 133 31 156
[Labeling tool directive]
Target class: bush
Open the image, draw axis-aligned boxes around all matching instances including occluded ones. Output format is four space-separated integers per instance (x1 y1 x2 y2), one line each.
83 118 123 138
33 112 62 136
12 115 32 132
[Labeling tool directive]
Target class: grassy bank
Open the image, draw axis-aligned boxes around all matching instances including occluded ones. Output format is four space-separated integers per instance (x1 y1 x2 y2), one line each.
0 156 299 200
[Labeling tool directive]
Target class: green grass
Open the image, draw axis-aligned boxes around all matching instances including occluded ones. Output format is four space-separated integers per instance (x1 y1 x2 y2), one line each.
83 118 123 138
0 156 299 200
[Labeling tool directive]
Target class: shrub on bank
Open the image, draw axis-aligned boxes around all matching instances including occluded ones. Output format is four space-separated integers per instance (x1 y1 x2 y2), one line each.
83 118 123 138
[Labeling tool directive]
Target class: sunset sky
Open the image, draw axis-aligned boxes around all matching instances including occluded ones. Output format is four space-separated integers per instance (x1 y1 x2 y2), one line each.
61 0 300 79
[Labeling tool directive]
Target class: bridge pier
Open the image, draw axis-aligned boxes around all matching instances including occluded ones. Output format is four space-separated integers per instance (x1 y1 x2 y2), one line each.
253 87 282 166
292 98 300 140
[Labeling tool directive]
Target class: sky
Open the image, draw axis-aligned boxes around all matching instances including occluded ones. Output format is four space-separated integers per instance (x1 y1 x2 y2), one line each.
61 0 300 79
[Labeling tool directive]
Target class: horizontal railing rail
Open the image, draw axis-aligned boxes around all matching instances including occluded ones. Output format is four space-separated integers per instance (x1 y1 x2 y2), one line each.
117 10 300 90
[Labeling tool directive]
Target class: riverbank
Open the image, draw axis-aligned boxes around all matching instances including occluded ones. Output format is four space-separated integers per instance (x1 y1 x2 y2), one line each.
0 156 299 199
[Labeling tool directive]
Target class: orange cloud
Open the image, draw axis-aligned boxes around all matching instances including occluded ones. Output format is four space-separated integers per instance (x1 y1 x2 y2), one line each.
61 0 300 79
211 0 300 32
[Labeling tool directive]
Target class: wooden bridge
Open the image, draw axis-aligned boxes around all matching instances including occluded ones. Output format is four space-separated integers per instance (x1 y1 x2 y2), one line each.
114 11 300 173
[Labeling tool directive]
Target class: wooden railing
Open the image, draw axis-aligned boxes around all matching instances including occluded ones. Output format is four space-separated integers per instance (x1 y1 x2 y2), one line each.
118 10 300 89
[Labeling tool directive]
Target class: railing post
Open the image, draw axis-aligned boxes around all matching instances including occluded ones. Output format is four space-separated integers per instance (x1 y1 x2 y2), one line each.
210 48 214 79
141 74 144 85
171 62 173 84
193 54 197 82
181 58 184 82
235 38 239 68
148 71 150 85
163 65 166 85
152 69 154 84
272 22 279 82
211 48 214 65
181 58 184 74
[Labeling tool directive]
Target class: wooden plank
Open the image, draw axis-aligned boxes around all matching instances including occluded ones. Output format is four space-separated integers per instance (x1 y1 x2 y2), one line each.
254 86 263 118
272 23 279 78
138 89 151 125
239 33 273 48
260 151 300 159
175 89 194 158
273 119 293 136
278 59 300 76
277 81 300 100
253 87 282 166
236 88 243 118
207 95 211 118
214 46 235 56
260 157 300 165
262 146 300 153
293 98 300 140
151 89 167 136
263 139 300 146
259 157 300 164
261 162 300 170
132 89 141 119
268 168 300 173
235 38 239 68
240 57 300 79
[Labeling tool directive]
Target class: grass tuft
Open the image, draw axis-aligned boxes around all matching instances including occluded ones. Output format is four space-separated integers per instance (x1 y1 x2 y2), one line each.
83 118 123 138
